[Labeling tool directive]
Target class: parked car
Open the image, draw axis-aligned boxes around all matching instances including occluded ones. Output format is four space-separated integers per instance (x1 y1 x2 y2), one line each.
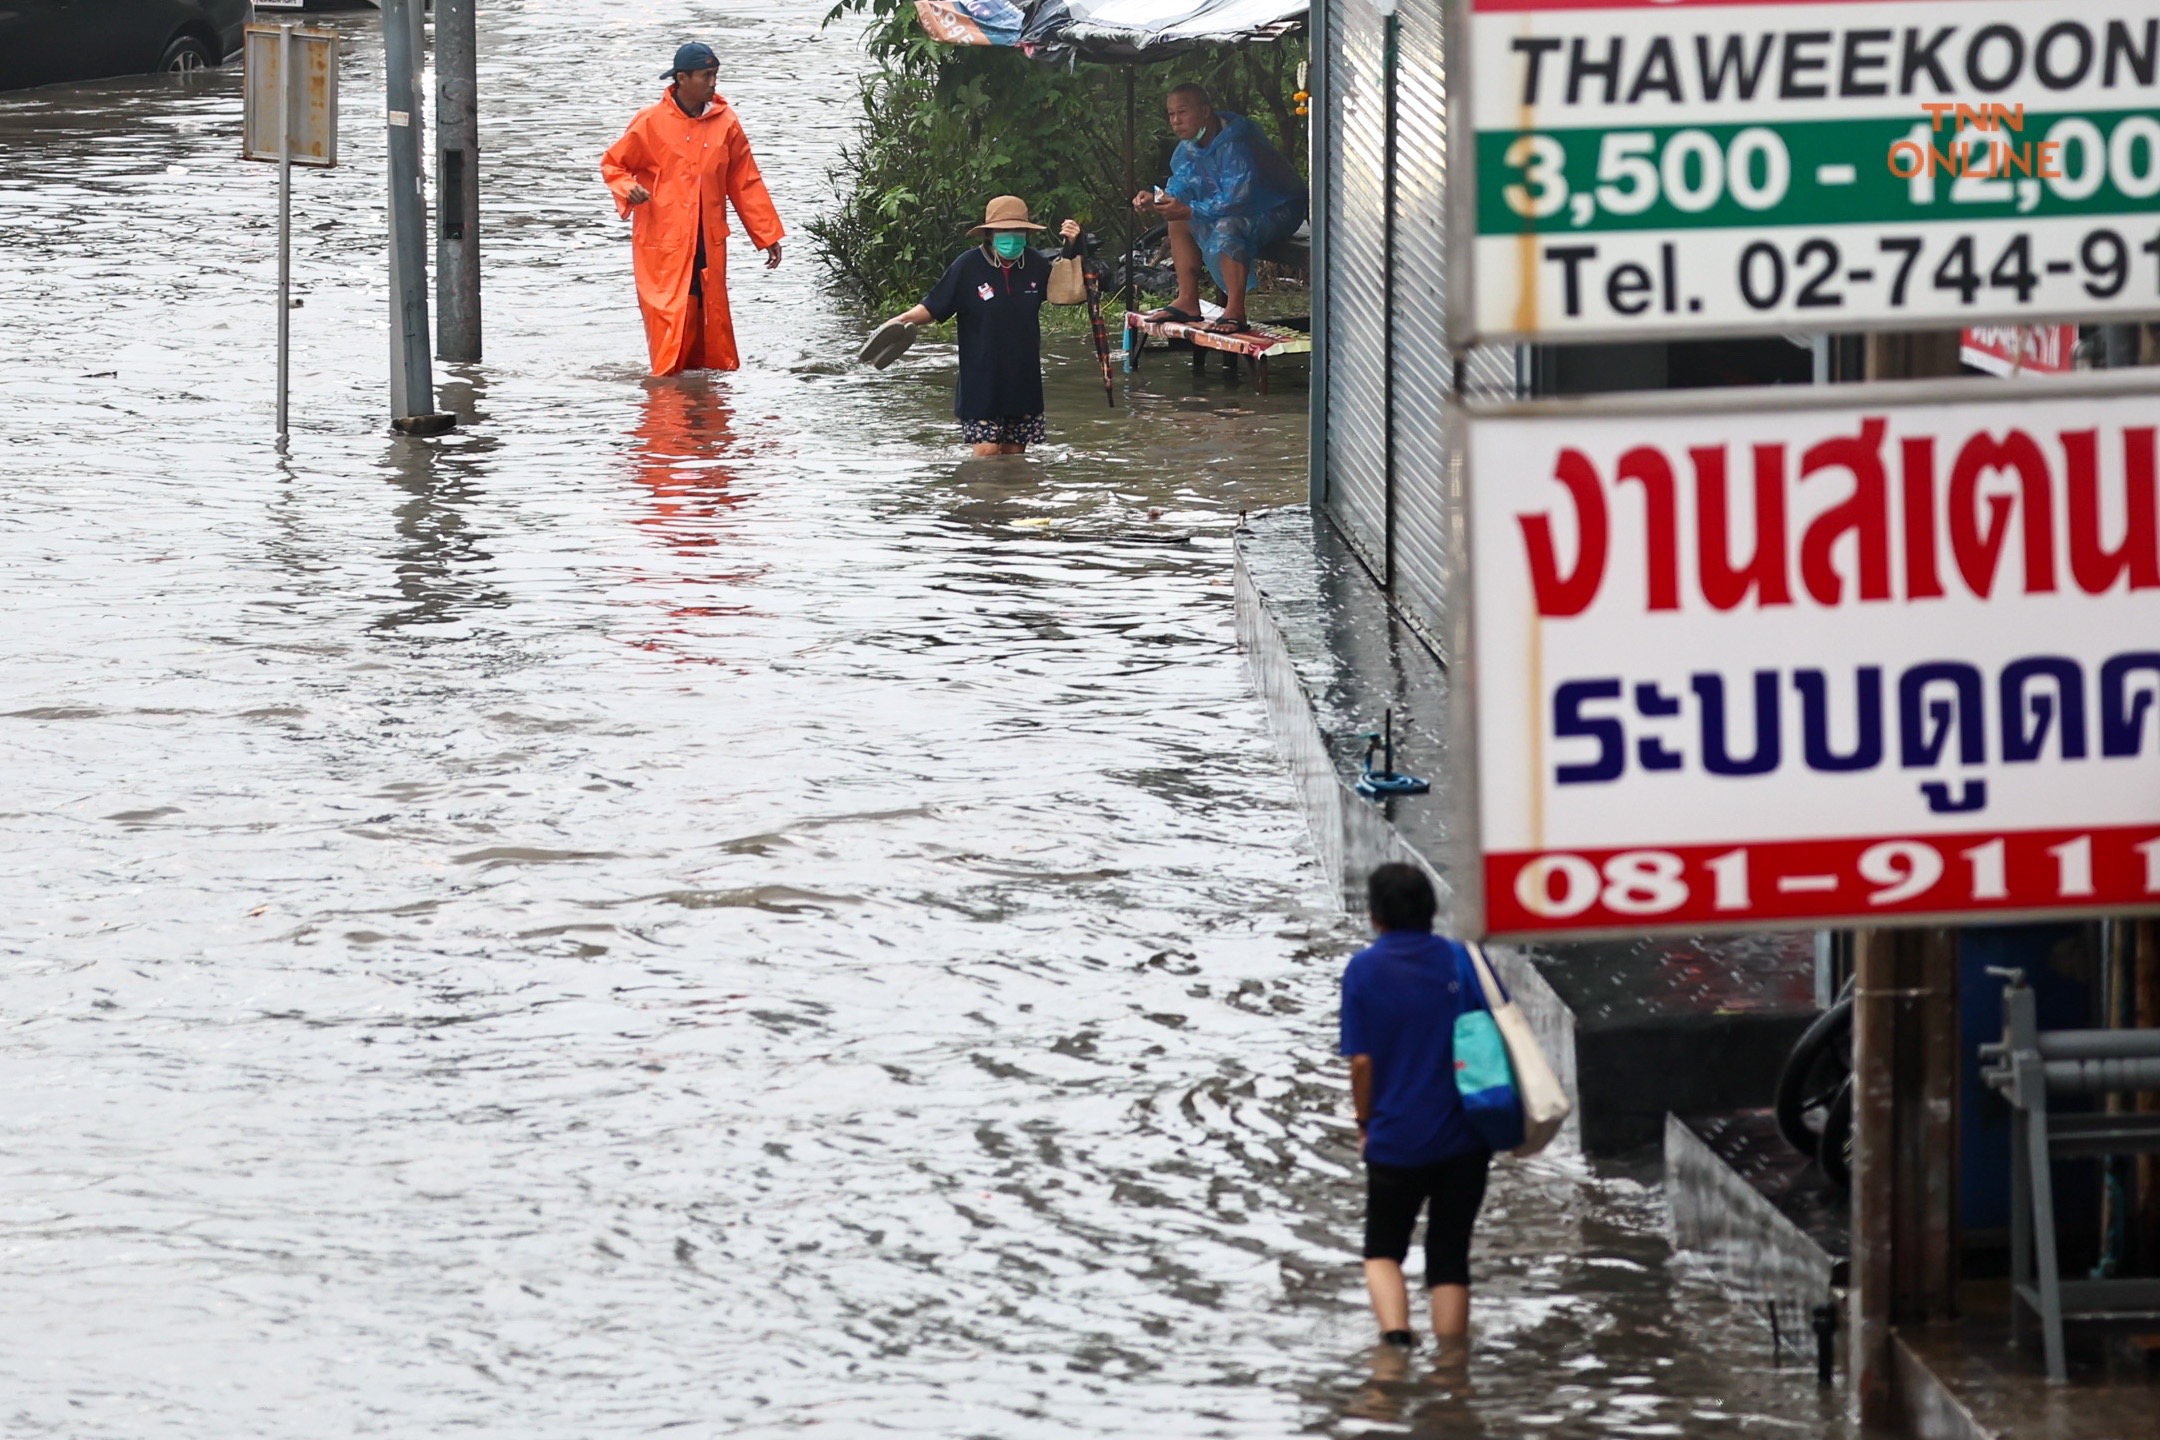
0 0 253 92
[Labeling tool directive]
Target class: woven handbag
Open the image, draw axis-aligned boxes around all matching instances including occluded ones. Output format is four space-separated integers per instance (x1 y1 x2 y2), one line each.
1047 256 1088 306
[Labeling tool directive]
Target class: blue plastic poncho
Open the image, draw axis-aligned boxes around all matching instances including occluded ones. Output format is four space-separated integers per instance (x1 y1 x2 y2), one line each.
1165 111 1308 293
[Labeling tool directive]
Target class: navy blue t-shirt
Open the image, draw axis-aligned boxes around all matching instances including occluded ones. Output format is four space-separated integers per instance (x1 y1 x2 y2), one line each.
921 245 1050 422
1339 930 1489 1167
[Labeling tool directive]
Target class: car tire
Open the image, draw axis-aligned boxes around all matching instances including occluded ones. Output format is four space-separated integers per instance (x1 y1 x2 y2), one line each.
1773 991 1853 1160
158 35 218 75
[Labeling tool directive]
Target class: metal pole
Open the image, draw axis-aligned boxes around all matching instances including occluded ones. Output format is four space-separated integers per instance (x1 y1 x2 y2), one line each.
1306 2 1330 512
435 0 480 361
382 0 453 432
2101 322 2141 370
1124 65 1136 319
1379 0 1397 589
275 23 293 440
2136 922 2160 1272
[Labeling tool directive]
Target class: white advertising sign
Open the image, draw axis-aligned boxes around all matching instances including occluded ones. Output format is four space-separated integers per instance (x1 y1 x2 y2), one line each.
1451 0 2160 344
1459 376 2160 939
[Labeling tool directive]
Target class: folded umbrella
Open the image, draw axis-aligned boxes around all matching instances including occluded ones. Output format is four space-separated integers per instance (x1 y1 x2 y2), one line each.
1084 269 1114 407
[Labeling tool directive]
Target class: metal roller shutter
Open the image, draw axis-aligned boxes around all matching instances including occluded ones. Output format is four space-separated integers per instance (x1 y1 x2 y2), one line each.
1388 0 1452 646
1462 343 1518 405
1317 0 1516 644
1323 0 1391 583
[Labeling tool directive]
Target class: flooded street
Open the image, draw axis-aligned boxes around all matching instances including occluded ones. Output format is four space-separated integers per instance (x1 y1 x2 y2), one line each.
1 4 1849 1434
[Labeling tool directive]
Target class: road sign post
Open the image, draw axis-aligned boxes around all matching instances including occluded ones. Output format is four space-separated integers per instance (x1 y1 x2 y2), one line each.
1448 0 2160 345
277 26 290 437
242 23 337 440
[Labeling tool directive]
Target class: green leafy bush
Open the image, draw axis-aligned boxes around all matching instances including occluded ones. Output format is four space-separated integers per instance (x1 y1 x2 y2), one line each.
811 0 1308 314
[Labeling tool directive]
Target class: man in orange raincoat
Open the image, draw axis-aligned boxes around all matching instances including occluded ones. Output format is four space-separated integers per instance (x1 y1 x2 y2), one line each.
601 43 785 376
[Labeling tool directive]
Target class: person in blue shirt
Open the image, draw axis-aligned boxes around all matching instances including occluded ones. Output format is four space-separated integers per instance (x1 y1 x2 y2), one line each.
1129 84 1307 334
1340 862 1493 1349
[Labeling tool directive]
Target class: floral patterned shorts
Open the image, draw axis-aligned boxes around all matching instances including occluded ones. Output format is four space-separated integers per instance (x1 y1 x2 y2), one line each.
961 414 1048 447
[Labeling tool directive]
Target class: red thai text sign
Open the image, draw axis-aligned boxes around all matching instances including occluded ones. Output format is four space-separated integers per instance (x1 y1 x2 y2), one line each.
1464 379 2160 938
1962 324 2079 376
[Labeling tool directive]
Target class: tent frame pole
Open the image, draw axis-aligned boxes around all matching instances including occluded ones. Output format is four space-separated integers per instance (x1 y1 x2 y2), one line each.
1124 65 1137 318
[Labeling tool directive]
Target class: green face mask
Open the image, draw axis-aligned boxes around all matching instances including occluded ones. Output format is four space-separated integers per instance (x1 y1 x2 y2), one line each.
991 232 1028 261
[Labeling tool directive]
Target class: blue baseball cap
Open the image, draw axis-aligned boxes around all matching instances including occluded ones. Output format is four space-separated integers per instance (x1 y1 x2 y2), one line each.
663 42 718 77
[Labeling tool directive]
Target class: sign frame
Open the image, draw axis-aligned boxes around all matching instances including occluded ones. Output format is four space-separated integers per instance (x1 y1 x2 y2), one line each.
1445 369 2160 942
242 23 339 170
1443 0 2160 348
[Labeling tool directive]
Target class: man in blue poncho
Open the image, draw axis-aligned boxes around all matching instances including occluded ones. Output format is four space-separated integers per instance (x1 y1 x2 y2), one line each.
1130 84 1307 333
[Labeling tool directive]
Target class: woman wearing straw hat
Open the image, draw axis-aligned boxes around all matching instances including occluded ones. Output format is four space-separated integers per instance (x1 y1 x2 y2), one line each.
878 196 1082 456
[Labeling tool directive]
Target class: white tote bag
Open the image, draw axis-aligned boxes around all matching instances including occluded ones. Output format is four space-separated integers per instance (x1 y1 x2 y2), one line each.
1464 943 1571 1157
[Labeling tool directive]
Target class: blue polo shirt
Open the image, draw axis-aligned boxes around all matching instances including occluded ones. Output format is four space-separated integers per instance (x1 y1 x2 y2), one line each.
1339 930 1488 1167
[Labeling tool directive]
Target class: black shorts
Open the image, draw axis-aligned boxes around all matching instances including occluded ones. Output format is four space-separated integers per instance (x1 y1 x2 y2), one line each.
1362 1150 1491 1287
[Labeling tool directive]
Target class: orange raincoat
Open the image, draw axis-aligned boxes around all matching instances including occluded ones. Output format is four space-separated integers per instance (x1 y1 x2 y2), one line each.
601 90 785 376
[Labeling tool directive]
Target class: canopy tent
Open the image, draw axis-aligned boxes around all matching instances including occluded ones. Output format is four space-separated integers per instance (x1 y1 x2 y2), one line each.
915 0 1305 62
912 0 1309 351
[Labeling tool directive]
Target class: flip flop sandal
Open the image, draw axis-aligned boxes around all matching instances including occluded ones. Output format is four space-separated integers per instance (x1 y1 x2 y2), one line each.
1141 306 1201 324
858 318 919 369
1194 319 1246 334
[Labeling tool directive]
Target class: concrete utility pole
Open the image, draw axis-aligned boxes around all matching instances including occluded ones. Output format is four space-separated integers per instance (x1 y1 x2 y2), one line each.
434 0 480 362
382 0 455 434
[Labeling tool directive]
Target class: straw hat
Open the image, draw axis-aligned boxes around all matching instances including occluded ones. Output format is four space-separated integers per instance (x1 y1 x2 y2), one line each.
966 195 1046 238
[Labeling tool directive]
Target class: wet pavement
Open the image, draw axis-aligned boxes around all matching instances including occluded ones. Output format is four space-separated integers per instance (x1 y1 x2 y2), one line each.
1 4 1851 1435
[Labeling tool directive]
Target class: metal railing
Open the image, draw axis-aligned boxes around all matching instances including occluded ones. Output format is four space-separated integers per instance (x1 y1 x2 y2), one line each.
1978 967 2160 1384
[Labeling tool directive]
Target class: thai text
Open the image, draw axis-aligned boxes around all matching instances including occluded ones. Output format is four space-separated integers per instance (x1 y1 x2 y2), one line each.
1553 651 2160 814
1518 419 2160 616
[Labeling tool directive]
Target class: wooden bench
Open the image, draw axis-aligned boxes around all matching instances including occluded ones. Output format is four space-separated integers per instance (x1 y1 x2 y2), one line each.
1122 312 1312 393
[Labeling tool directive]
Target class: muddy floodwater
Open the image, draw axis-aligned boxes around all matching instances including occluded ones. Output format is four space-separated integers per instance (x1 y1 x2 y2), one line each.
0 4 1852 1435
